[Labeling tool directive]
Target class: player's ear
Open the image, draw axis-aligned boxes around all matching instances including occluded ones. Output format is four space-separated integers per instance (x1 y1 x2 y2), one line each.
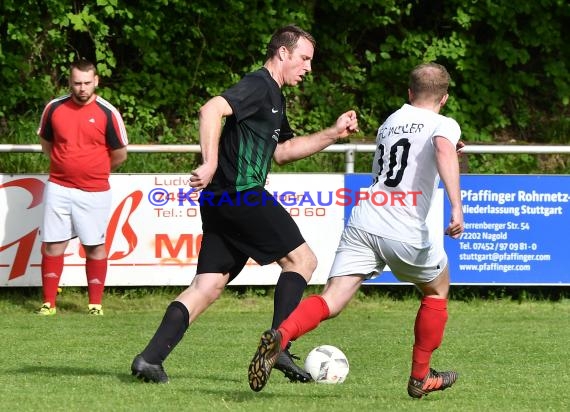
94 75 99 88
440 93 448 107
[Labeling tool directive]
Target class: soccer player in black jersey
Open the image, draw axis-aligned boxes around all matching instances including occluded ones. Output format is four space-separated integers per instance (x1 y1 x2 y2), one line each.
131 25 359 384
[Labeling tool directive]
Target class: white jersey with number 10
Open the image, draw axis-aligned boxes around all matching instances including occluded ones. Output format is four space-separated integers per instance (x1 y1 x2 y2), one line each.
349 103 461 246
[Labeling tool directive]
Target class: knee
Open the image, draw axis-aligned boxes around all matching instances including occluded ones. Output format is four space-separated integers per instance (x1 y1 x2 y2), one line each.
280 245 318 277
418 266 450 298
43 242 67 257
211 285 225 302
84 245 107 260
180 275 226 306
198 282 224 305
305 250 318 274
296 251 317 280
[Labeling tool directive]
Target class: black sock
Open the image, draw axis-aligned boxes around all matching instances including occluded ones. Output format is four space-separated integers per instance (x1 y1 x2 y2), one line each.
140 301 190 364
271 271 308 329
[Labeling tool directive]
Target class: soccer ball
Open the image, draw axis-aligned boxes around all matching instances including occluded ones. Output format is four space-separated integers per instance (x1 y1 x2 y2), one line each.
304 345 349 384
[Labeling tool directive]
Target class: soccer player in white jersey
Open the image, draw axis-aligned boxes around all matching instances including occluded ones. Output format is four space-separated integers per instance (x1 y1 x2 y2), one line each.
248 62 465 398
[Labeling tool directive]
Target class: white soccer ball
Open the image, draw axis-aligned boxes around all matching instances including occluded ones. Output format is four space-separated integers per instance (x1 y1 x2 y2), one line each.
304 345 349 384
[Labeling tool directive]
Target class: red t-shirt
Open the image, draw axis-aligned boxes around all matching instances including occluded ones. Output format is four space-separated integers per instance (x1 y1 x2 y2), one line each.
37 95 128 191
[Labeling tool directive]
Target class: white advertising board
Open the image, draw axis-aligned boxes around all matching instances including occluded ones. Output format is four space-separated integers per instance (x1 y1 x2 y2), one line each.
0 174 345 287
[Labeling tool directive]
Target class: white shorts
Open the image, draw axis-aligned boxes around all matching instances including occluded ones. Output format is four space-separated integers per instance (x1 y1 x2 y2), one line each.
329 225 448 284
41 181 112 246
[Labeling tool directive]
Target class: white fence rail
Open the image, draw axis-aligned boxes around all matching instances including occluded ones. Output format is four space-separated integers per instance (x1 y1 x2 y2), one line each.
1 144 569 173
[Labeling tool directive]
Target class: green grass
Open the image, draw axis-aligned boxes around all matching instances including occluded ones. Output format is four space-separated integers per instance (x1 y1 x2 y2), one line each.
0 288 569 411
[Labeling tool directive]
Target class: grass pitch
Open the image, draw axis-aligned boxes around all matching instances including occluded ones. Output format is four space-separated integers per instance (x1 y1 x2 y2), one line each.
0 287 568 411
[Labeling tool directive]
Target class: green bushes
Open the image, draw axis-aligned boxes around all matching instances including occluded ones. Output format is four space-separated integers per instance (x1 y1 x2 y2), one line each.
1 0 568 174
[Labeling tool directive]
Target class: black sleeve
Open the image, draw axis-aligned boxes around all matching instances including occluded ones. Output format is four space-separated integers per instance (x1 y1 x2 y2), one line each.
221 75 267 122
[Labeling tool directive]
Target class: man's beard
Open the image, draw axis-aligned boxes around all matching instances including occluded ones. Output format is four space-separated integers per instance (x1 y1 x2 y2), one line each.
74 93 91 102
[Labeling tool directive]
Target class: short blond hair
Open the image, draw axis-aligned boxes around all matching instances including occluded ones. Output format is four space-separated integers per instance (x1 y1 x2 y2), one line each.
409 62 450 103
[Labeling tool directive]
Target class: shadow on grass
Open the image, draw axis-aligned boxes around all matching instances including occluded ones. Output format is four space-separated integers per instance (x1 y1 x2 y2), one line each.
14 364 117 378
12 364 343 402
196 386 345 402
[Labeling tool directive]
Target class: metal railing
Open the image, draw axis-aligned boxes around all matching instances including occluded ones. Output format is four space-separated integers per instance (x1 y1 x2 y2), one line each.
1 144 569 174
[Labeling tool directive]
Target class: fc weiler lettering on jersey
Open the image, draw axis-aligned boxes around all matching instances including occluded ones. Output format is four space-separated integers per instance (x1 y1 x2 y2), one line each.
378 122 425 139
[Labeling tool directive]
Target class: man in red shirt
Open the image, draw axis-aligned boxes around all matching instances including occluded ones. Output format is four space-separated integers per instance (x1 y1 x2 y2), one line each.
36 59 128 315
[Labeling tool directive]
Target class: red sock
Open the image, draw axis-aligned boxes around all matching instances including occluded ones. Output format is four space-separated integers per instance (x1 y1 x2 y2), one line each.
86 258 107 305
41 254 64 306
277 295 330 350
411 296 448 380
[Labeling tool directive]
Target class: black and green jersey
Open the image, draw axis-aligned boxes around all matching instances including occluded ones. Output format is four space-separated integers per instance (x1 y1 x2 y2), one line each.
207 67 293 195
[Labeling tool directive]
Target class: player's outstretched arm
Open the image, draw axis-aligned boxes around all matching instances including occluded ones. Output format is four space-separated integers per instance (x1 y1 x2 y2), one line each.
273 110 358 165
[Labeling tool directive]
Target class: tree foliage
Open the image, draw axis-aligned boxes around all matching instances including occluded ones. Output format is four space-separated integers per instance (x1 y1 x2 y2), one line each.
1 0 568 154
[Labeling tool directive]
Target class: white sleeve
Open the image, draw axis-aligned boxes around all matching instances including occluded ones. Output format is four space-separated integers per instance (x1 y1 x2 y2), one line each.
433 117 461 145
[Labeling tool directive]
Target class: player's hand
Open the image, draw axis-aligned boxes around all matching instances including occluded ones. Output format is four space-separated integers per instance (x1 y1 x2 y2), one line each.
335 110 359 139
445 209 464 239
456 140 465 156
190 163 216 191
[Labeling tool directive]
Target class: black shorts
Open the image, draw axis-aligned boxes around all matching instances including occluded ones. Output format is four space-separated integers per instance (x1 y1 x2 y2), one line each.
196 187 305 280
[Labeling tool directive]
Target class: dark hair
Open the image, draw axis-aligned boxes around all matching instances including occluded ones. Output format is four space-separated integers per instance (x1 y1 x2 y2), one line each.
266 25 316 59
409 62 450 102
70 58 97 75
